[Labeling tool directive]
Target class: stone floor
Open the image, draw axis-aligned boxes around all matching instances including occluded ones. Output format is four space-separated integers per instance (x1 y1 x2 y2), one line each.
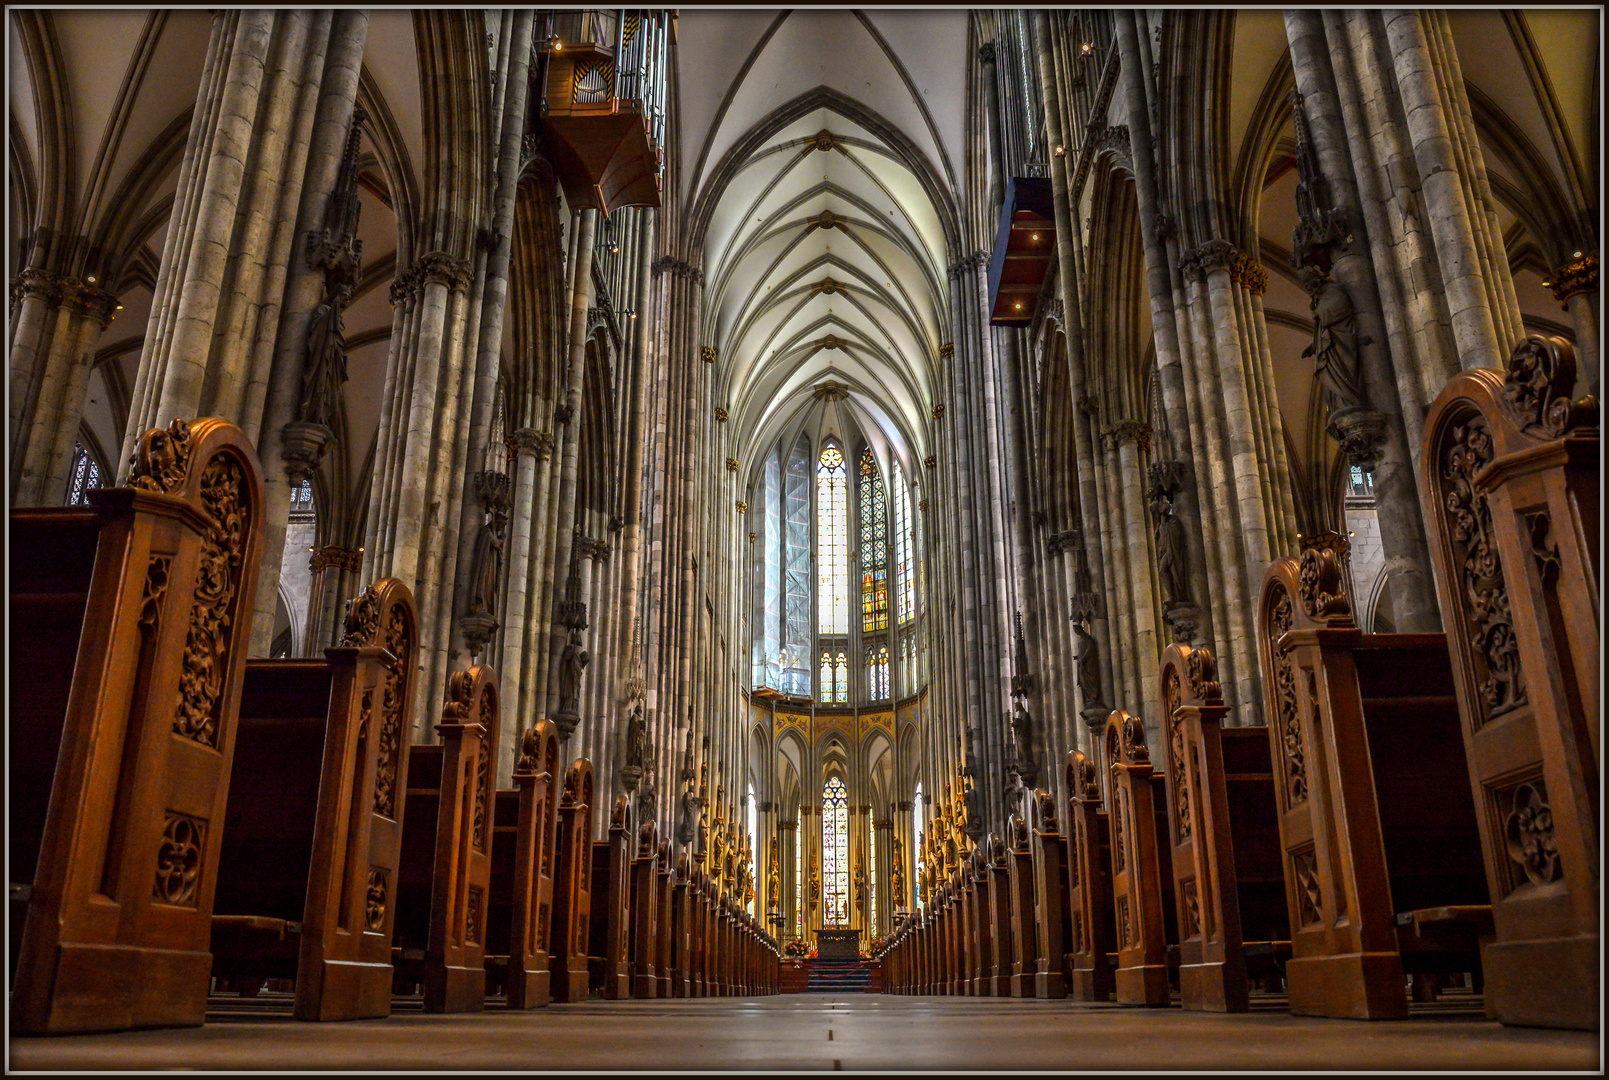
9 993 1598 1072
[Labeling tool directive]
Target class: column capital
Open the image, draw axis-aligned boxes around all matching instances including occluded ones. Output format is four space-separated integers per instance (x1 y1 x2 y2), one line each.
310 544 363 574
1545 249 1597 308
574 535 612 563
416 250 473 291
10 266 61 307
510 427 555 459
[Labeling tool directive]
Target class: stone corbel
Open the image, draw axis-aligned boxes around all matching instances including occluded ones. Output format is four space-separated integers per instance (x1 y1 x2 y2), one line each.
280 421 333 484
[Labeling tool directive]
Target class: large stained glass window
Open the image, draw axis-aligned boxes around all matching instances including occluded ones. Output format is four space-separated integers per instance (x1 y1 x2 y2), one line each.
817 444 848 634
65 442 102 505
869 826 878 931
757 447 783 688
822 776 850 925
859 446 888 632
820 650 848 703
782 435 813 695
893 461 914 624
913 781 924 910
866 643 889 700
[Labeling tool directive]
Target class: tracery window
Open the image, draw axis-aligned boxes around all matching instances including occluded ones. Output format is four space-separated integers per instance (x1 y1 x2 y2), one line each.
66 442 102 506
893 461 914 624
822 776 850 925
866 643 889 701
290 478 315 521
819 650 848 703
817 444 849 634
747 783 758 916
869 826 878 931
859 447 887 632
782 436 812 692
913 781 925 910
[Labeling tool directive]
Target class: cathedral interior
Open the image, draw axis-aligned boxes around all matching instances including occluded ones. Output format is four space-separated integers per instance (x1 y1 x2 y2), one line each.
7 7 1601 1072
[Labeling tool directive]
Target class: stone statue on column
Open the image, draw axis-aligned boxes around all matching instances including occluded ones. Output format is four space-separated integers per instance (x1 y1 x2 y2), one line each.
554 629 590 736
466 507 507 618
1010 700 1038 779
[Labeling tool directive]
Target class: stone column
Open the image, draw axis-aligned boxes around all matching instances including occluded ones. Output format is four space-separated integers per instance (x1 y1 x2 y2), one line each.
1549 253 1599 396
543 211 598 719
304 544 363 654
10 267 61 468
1286 10 1444 634
498 426 552 781
15 279 118 505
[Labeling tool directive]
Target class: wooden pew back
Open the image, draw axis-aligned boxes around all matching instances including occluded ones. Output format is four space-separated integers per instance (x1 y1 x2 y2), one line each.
10 418 264 1035
1106 711 1171 1006
1419 335 1598 1030
486 718 560 1008
212 577 417 1022
394 664 500 1012
1064 751 1115 1001
548 759 595 1002
1031 789 1070 999
589 794 632 998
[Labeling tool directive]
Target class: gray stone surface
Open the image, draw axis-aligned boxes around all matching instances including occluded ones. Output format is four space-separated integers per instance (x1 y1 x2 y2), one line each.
10 995 1596 1072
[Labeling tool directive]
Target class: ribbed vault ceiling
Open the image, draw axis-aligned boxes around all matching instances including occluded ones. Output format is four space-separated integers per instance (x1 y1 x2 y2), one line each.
677 8 967 487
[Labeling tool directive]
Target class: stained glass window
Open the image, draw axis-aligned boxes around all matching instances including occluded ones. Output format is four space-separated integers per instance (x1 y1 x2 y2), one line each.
823 776 850 925
859 446 888 632
757 447 783 688
747 784 758 916
66 442 102 506
783 435 813 695
866 643 889 700
289 478 315 522
893 461 914 624
820 651 848 703
869 826 878 931
914 781 924 910
817 444 848 634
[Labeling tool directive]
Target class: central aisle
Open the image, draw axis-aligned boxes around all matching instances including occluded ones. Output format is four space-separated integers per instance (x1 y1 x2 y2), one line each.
9 995 1597 1072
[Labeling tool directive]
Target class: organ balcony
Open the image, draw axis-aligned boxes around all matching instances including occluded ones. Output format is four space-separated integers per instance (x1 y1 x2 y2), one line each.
538 9 668 215
987 175 1055 327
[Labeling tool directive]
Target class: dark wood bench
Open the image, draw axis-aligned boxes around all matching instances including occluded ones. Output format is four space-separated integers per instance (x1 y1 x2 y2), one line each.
484 719 561 1008
1106 710 1179 1006
391 664 502 1012
654 840 674 997
1005 815 1041 997
668 849 693 997
1064 750 1116 1001
1258 539 1489 1020
10 418 264 1034
1029 790 1071 999
210 576 417 1021
1420 335 1598 1031
986 834 1013 997
628 819 660 997
548 759 594 1003
588 794 632 999
1158 642 1291 1013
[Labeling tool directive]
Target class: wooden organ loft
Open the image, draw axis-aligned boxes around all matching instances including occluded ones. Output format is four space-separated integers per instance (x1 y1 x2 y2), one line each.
537 9 668 215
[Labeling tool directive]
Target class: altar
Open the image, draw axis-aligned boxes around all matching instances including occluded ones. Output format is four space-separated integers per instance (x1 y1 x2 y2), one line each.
815 927 860 959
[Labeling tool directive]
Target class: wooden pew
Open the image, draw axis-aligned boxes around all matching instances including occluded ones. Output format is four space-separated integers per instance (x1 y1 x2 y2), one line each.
655 841 674 998
629 819 660 997
209 577 416 1021
668 850 693 997
1064 751 1116 1001
986 834 1013 997
484 719 561 1008
1157 642 1290 1013
960 851 980 995
548 759 594 1002
390 665 501 1012
1006 814 1040 997
589 795 632 999
1031 790 1071 999
1106 710 1175 1006
1256 538 1489 1019
10 418 264 1035
1419 335 1598 1031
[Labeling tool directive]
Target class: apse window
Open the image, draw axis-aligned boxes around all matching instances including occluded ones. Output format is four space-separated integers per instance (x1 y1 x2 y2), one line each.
65 442 102 506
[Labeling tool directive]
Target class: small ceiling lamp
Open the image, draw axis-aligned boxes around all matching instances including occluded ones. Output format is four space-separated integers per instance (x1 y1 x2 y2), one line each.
1081 41 1093 54
1053 144 1065 156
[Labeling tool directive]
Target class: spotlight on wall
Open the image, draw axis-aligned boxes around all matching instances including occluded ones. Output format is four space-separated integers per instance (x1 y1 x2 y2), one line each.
1081 42 1093 53
1031 233 1039 242
1053 145 1065 156
85 275 97 283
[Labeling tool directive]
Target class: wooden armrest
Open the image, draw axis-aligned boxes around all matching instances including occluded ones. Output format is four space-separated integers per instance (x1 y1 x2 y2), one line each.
211 915 300 938
1396 905 1495 935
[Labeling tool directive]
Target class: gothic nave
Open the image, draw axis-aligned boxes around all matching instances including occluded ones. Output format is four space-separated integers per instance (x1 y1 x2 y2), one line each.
7 7 1601 1073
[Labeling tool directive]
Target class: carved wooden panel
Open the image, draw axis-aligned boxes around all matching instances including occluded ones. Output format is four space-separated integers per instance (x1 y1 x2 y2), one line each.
11 418 263 1035
1419 336 1598 1031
